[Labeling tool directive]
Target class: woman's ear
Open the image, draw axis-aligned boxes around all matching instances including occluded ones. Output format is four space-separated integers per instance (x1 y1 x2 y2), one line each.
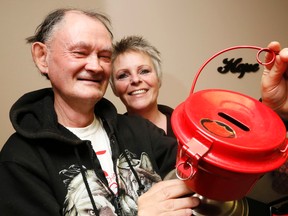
109 77 120 97
158 79 162 88
110 82 119 97
31 42 48 75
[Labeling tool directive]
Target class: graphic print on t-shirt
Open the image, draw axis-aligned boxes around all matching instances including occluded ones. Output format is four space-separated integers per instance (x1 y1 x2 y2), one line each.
59 151 162 216
95 149 118 194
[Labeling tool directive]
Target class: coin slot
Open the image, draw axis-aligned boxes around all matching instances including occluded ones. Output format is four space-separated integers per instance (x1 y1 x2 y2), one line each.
218 112 250 131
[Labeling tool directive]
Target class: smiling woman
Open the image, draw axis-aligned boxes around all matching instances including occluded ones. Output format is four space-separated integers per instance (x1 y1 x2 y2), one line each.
110 35 176 138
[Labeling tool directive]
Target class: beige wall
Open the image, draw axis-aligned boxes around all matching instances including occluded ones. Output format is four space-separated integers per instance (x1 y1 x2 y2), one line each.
1 0 288 148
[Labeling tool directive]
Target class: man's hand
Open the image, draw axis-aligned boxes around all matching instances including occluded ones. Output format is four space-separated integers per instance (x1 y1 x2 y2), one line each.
137 179 199 216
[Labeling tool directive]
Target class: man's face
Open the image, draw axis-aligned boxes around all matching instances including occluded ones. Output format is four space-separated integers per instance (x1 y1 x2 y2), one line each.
45 11 112 106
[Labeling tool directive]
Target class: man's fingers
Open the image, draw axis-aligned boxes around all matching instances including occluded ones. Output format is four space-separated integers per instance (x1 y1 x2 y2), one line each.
138 196 199 216
142 179 193 201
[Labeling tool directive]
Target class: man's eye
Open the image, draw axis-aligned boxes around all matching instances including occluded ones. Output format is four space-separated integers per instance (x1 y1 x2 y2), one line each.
100 55 111 63
72 51 86 56
99 51 112 63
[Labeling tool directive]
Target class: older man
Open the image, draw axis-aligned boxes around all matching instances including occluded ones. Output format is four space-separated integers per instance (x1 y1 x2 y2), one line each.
0 8 199 216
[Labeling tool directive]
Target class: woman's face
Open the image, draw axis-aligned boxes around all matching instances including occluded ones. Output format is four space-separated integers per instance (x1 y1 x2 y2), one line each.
112 51 160 113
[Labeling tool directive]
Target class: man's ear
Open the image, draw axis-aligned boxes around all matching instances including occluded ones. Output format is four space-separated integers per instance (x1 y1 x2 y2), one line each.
31 42 48 75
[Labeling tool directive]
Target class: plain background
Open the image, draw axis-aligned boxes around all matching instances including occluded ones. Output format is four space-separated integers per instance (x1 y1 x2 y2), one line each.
1 0 288 148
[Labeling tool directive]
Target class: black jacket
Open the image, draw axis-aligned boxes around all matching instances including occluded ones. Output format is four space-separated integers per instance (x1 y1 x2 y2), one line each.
124 104 176 139
158 104 176 139
0 88 177 216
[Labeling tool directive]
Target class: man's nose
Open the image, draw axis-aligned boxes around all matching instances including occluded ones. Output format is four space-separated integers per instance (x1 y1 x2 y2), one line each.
85 55 102 71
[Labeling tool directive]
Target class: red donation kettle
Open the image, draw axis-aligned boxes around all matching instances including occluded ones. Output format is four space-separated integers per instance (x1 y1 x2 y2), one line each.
171 46 288 201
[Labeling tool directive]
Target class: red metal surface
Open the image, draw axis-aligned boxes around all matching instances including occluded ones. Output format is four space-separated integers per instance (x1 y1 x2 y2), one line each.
172 46 288 201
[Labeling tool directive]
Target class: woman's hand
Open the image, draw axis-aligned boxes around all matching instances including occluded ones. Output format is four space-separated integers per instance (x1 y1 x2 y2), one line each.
137 179 199 216
261 41 288 119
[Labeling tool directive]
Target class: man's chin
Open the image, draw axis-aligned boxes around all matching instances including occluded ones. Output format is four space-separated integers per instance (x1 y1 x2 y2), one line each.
78 91 105 102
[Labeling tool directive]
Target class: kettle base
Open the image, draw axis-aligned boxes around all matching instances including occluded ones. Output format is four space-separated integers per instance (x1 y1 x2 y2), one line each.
192 195 249 216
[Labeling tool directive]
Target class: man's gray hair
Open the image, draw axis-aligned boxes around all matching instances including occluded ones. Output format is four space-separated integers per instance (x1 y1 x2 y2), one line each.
26 8 113 44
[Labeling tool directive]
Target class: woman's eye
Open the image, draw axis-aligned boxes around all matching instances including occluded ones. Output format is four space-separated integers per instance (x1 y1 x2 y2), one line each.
140 69 150 74
117 73 129 80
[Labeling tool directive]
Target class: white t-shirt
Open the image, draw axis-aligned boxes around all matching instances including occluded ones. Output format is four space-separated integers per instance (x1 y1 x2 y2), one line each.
66 116 118 194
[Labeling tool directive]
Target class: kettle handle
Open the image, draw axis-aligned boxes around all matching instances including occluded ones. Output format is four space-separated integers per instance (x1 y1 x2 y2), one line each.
190 45 276 94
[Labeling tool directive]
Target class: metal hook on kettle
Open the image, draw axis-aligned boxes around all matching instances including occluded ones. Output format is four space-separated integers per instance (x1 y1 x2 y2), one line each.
176 161 194 181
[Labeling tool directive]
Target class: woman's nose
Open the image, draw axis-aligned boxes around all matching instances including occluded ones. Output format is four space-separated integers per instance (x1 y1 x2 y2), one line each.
130 74 142 84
